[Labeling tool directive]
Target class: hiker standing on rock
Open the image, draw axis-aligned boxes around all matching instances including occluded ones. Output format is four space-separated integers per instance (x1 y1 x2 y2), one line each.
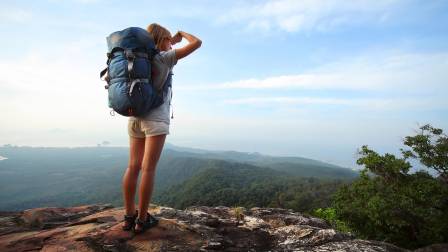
121 23 201 234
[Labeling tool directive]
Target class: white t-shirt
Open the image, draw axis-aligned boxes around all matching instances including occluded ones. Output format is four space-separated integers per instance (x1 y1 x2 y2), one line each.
129 49 177 124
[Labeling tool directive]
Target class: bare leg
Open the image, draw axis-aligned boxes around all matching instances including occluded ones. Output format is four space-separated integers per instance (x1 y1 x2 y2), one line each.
136 134 166 224
122 136 145 216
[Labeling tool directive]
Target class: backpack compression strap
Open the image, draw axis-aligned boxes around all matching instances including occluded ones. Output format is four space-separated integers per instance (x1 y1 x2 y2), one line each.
100 48 152 90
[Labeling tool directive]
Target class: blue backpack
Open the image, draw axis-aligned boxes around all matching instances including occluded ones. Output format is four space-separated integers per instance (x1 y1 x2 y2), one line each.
99 27 172 117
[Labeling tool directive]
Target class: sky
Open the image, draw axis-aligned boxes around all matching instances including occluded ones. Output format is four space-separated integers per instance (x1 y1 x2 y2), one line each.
1 0 447 168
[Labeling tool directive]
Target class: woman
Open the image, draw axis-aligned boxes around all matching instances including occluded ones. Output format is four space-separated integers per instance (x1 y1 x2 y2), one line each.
121 23 201 234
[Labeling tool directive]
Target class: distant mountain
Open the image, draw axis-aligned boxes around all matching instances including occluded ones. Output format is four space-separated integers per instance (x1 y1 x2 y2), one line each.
164 143 345 169
161 148 357 180
0 144 357 211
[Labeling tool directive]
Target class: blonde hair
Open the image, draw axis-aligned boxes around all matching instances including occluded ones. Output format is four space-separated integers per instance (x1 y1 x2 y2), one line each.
147 23 171 50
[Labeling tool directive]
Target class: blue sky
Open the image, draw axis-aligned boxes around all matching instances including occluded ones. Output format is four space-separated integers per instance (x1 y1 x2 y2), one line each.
1 0 447 167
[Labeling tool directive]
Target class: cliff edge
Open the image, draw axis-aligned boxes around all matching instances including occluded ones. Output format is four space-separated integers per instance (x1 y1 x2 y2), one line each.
0 204 443 251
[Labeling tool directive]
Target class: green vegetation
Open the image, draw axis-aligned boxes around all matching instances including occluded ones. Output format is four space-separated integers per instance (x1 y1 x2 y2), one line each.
313 207 352 233
0 146 355 211
331 124 448 249
153 160 348 213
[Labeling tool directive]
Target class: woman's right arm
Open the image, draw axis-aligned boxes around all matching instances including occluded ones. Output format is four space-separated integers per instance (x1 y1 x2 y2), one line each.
172 31 202 60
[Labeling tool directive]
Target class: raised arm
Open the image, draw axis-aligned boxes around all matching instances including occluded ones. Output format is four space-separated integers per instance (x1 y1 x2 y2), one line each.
171 31 202 60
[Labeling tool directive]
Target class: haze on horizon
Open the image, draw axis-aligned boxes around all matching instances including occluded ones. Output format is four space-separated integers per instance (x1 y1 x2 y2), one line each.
1 0 447 168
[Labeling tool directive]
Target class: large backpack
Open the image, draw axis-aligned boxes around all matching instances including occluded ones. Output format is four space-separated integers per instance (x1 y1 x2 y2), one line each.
99 27 171 117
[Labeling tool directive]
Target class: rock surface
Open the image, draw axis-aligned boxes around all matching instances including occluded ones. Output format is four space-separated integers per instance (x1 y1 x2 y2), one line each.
0 203 444 252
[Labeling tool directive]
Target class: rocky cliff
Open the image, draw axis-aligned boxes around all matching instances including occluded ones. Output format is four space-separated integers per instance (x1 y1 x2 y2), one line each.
0 204 444 252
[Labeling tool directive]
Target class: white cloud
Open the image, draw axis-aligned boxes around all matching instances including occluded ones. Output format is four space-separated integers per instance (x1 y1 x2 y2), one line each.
179 51 448 92
216 74 344 90
174 50 448 114
224 97 351 105
223 96 448 111
0 8 32 23
74 0 100 3
47 0 101 4
217 0 403 33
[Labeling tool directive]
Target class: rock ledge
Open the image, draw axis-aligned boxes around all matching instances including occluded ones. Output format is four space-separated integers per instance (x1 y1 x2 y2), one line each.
0 204 439 251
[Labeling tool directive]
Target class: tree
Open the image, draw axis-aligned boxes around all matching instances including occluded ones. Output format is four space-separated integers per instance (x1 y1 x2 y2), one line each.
402 124 448 184
333 124 448 249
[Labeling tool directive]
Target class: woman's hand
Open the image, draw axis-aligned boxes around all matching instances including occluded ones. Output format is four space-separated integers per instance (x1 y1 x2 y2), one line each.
171 32 182 45
174 31 202 60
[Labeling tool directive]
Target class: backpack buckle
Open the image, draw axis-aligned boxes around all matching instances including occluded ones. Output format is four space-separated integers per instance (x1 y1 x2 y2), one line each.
124 50 135 79
124 49 135 59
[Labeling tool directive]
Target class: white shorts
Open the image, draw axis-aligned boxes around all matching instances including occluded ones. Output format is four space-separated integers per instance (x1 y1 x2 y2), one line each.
128 119 169 138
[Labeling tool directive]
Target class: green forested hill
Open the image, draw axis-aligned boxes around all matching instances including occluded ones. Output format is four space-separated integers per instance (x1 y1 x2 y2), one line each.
155 156 224 192
154 160 347 212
